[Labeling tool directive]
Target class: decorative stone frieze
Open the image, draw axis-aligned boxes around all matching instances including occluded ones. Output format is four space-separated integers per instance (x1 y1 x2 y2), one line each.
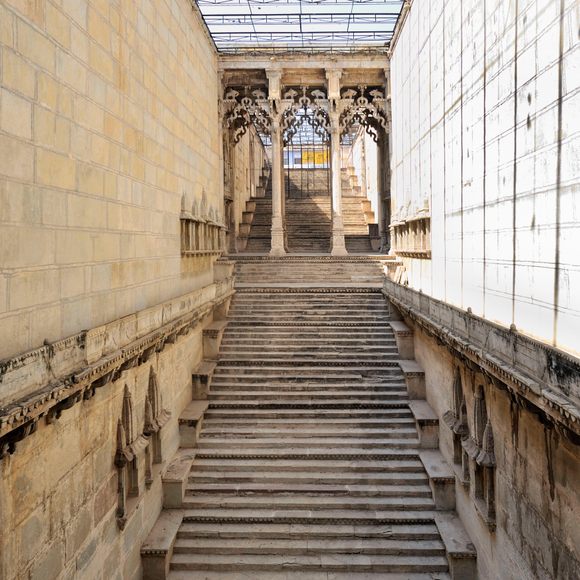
222 86 271 144
280 86 330 145
384 279 580 442
0 280 235 460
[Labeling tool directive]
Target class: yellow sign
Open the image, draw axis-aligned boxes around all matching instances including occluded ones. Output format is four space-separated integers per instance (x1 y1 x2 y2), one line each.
301 150 328 165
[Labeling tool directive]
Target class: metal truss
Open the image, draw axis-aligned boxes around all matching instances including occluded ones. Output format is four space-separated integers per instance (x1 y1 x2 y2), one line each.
194 0 405 52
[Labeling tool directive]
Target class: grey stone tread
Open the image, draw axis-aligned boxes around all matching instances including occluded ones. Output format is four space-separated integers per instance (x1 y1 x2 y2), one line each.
182 495 435 510
185 483 432 497
177 522 441 539
188 472 429 484
197 438 419 449
200 427 417 437
170 553 449 572
169 572 451 580
191 459 424 472
207 392 409 400
172 537 445 555
202 418 413 426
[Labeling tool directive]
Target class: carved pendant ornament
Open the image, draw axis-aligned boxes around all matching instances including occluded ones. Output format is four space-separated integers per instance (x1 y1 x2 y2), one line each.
280 87 330 146
338 85 388 143
222 86 271 144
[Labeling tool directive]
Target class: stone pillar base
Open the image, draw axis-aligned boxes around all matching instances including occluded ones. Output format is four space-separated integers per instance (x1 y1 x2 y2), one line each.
331 217 347 256
270 217 286 256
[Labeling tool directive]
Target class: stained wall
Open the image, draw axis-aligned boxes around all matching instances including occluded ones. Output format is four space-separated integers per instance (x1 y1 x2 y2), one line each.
390 0 580 356
0 0 222 361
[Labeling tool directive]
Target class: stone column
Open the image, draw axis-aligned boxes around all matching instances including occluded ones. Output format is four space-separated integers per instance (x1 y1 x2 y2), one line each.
267 70 286 256
380 66 392 253
326 69 347 256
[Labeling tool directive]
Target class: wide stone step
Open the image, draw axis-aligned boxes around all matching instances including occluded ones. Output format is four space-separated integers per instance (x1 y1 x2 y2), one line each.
171 551 449 573
202 417 414 428
176 521 439 540
217 347 399 356
188 471 428 485
191 458 424 473
196 438 419 449
200 426 416 437
207 391 408 401
169 571 451 580
186 481 432 497
182 495 434 511
172 537 445 556
213 365 400 375
208 384 407 393
203 409 411 419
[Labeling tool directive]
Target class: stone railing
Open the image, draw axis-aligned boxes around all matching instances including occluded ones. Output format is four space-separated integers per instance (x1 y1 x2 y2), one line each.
180 211 226 255
390 213 431 258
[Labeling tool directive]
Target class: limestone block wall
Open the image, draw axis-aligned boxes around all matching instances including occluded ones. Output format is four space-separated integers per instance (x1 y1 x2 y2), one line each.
414 328 580 580
0 311 203 580
389 0 580 356
0 0 221 361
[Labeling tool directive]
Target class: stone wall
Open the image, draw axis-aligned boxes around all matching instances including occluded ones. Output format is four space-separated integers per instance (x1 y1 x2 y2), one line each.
0 0 221 360
0 0 237 578
389 0 580 356
385 279 580 580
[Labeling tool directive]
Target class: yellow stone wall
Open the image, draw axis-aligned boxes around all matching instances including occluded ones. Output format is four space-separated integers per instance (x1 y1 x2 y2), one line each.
0 0 221 360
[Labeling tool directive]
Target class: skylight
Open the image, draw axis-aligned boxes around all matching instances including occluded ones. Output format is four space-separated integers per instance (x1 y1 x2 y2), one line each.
195 0 405 53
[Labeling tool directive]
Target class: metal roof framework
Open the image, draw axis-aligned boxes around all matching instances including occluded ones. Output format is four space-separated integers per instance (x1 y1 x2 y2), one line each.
194 0 405 53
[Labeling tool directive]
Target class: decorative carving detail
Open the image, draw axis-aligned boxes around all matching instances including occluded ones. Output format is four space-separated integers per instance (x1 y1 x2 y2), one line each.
339 85 388 142
280 87 330 146
115 384 149 529
222 86 271 145
144 367 171 465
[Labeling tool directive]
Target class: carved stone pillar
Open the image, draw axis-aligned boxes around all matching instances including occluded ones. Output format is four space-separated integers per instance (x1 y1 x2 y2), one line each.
326 69 347 256
268 70 286 256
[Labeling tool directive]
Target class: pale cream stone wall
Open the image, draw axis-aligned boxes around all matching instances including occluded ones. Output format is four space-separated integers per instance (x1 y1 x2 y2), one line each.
0 1 231 578
0 0 221 361
390 0 580 356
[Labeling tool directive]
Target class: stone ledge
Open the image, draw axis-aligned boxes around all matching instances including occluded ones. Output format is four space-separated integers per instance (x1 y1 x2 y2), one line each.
399 360 425 399
434 512 477 579
420 450 456 511
409 401 439 449
179 400 209 448
162 449 196 508
141 511 182 580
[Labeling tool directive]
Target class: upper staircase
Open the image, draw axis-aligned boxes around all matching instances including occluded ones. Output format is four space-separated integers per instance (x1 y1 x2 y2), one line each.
240 167 378 254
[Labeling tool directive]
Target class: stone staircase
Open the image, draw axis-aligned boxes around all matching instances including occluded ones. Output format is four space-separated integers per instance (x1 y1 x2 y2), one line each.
239 167 377 254
142 258 477 580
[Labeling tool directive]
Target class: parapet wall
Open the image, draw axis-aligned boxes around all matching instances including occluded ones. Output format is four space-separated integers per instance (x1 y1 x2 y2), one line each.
385 279 580 579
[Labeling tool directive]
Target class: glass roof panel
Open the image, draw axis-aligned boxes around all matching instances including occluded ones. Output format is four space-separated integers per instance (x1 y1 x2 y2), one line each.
195 0 405 53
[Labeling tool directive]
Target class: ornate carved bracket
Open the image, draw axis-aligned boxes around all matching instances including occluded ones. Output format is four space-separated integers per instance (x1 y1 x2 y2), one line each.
339 85 388 142
222 86 271 145
280 87 330 146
